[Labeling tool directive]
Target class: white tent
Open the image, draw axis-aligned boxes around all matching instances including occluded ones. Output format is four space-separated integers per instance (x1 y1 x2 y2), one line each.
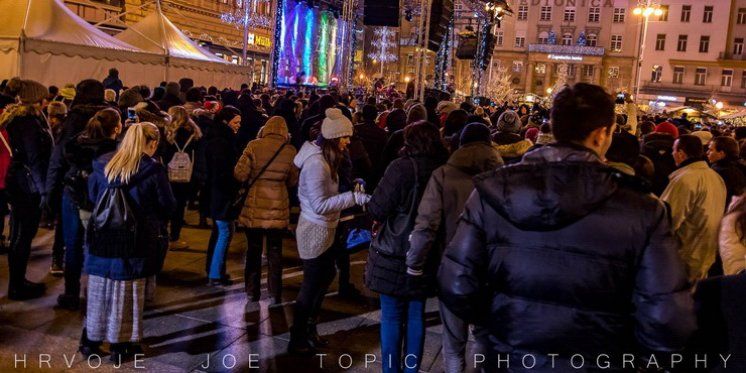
116 8 250 88
0 0 165 87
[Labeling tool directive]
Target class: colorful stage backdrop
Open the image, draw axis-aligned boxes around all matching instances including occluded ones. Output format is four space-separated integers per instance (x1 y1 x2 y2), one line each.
275 0 348 87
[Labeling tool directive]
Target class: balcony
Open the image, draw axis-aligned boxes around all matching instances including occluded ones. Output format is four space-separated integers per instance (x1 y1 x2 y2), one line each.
528 44 605 56
641 81 746 99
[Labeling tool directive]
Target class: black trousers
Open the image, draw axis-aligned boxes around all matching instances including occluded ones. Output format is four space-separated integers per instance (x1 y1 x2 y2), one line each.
291 248 336 339
244 228 283 299
331 221 352 289
7 191 41 289
169 183 192 241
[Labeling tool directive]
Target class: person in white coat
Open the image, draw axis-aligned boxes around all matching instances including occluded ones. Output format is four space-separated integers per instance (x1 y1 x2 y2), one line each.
289 108 370 355
719 194 746 275
661 134 727 282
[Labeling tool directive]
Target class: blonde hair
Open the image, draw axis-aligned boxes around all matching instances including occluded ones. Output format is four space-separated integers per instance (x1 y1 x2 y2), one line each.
105 122 160 184
165 106 201 144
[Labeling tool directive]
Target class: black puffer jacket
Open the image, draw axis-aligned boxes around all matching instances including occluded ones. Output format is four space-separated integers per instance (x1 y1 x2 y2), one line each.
62 135 118 210
710 157 746 206
438 143 696 370
4 107 53 196
204 122 240 220
365 154 444 298
641 132 676 196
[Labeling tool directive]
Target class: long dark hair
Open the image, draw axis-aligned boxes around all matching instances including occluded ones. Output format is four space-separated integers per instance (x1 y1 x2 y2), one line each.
730 196 746 242
84 108 120 139
400 120 446 158
319 137 344 183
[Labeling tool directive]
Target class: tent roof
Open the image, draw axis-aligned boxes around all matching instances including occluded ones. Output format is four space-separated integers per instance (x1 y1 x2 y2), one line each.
0 0 140 52
116 9 228 63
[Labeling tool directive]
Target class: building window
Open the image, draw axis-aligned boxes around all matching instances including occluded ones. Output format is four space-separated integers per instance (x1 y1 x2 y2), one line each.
613 8 625 23
535 63 547 75
588 7 600 23
695 67 707 85
651 65 662 82
583 65 595 78
735 38 744 56
587 34 598 47
611 35 623 52
703 6 713 23
562 33 573 46
496 31 503 46
512 61 523 73
564 7 575 22
742 71 746 88
673 66 685 84
722 69 733 87
699 35 710 53
681 5 691 22
567 64 576 77
738 8 746 24
517 5 528 21
538 32 548 44
540 6 552 21
655 34 666 51
609 66 620 78
658 5 669 21
515 36 526 48
677 35 688 52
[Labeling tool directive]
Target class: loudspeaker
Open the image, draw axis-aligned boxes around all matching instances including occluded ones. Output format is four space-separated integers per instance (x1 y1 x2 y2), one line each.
456 34 477 59
364 0 400 26
427 0 453 51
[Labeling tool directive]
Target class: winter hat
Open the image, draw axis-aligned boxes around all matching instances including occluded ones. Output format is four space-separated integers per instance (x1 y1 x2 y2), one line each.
654 121 679 139
17 79 47 104
460 122 492 146
437 101 459 116
321 108 353 139
691 130 713 146
118 88 144 109
47 101 67 117
525 127 540 143
59 86 76 102
104 89 117 103
496 110 521 133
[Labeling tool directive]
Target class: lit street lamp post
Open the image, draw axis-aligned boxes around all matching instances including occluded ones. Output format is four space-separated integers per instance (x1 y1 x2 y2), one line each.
632 1 663 103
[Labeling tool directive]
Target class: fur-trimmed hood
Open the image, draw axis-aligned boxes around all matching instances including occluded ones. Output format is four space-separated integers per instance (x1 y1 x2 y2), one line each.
0 103 43 129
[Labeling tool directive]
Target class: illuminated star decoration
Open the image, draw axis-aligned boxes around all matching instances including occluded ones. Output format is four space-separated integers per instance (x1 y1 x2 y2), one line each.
220 0 273 29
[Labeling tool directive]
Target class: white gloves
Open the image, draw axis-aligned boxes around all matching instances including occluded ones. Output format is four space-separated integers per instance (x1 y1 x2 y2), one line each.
354 191 371 206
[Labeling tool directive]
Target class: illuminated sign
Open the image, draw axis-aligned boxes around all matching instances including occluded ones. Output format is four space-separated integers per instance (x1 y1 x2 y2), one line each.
247 33 272 48
656 95 680 102
548 54 583 61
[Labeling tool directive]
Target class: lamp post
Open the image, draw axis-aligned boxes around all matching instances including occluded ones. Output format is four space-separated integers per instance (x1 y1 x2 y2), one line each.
632 1 663 103
221 0 272 66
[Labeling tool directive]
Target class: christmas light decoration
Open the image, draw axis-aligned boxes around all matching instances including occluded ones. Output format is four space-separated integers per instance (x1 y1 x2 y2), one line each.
367 27 398 64
220 0 273 29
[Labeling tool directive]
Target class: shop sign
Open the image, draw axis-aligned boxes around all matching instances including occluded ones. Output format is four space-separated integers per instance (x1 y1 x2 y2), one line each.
548 54 583 61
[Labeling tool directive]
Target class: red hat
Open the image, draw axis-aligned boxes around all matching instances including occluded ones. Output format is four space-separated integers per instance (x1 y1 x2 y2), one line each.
525 127 540 143
654 121 679 139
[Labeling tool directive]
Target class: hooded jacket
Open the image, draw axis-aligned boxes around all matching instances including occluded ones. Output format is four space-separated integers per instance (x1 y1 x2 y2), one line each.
2 104 53 196
62 134 118 210
407 142 503 279
205 121 240 220
86 153 176 280
293 141 355 228
661 160 727 282
438 143 696 369
234 118 299 229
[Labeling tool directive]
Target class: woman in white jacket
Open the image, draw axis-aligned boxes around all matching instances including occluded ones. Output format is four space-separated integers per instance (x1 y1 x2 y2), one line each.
720 194 746 275
289 108 369 354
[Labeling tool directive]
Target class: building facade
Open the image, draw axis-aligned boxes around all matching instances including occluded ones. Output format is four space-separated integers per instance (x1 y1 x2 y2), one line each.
64 0 274 84
481 0 642 98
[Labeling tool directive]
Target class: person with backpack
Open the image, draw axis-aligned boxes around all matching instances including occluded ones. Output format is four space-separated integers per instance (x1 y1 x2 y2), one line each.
234 116 298 303
204 106 242 286
2 78 53 300
163 106 203 250
81 122 175 362
56 108 121 310
364 121 447 373
289 108 370 354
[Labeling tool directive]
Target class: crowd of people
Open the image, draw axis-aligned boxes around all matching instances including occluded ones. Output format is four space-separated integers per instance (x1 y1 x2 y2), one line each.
0 69 744 371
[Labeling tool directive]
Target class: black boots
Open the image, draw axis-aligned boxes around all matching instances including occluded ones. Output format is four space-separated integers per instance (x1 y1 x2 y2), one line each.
7 280 45 300
288 323 329 355
78 328 103 358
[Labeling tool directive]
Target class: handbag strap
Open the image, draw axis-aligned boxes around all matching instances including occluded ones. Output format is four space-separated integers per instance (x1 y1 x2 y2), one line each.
243 141 288 192
0 131 12 158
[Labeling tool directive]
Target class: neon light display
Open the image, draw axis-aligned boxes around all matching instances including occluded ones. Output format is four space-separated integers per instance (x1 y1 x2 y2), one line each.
276 0 347 87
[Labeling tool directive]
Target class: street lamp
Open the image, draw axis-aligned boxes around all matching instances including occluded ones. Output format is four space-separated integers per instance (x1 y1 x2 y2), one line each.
716 101 724 110
633 1 663 104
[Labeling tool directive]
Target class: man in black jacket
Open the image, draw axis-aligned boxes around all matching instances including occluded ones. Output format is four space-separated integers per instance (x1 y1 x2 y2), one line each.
707 136 746 206
438 83 696 371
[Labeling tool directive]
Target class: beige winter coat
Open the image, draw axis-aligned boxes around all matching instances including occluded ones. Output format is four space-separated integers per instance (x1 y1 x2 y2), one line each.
234 117 298 229
719 199 746 275
661 161 727 281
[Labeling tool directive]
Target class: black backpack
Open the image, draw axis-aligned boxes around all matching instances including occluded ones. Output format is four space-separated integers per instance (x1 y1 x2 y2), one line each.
87 185 141 258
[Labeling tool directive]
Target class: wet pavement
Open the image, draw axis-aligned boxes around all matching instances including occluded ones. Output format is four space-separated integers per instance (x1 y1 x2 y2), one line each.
0 211 474 372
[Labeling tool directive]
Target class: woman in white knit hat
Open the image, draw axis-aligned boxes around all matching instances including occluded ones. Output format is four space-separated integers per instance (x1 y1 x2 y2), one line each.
289 108 370 354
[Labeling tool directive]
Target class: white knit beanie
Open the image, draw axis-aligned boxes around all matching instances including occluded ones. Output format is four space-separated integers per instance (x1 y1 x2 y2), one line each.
321 108 353 139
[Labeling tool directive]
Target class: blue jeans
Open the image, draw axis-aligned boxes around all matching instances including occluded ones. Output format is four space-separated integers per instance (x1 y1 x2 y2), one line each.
208 220 233 280
379 294 425 373
62 191 84 297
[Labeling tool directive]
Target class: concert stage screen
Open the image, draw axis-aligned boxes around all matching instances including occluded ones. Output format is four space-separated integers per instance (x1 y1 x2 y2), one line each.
275 0 348 87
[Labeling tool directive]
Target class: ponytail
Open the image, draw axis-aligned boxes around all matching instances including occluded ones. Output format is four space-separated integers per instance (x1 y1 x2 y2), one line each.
104 122 160 184
85 108 120 140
